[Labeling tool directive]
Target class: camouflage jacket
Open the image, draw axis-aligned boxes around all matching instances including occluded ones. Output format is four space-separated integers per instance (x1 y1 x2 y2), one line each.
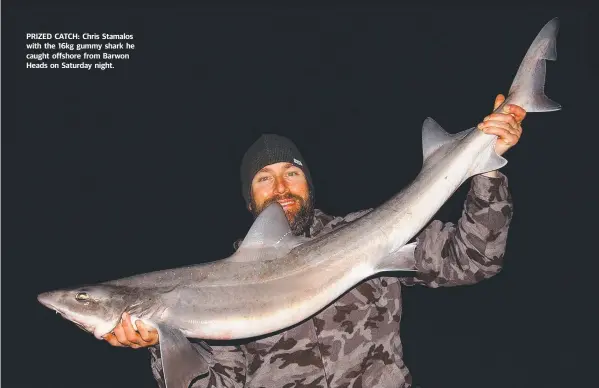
149 173 513 388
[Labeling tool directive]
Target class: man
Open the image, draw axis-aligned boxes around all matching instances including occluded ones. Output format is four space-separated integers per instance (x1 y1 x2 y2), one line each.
105 94 526 387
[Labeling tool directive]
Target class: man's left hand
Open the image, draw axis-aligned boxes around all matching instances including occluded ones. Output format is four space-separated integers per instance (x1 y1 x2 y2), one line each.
478 94 527 157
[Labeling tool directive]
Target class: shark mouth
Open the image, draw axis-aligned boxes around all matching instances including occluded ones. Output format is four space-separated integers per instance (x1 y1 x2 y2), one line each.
56 309 95 333
40 300 96 335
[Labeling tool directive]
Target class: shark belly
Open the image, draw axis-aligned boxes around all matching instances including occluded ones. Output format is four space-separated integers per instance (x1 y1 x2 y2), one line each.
162 249 378 340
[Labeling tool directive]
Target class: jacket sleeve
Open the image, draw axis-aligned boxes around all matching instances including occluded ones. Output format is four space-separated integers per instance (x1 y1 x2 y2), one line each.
149 343 246 388
401 172 513 288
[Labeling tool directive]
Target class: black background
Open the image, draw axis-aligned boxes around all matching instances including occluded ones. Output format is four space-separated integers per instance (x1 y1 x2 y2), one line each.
2 2 598 388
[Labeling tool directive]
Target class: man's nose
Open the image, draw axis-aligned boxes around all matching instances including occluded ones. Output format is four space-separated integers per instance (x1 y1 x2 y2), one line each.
274 177 289 195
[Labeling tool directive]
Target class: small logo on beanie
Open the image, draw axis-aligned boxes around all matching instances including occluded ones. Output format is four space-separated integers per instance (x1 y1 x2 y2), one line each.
293 158 303 166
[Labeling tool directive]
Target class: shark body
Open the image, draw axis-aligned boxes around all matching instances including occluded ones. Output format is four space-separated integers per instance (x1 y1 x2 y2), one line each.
38 18 561 388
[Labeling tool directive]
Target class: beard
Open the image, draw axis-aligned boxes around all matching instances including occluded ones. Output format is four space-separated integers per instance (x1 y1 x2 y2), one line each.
251 192 314 236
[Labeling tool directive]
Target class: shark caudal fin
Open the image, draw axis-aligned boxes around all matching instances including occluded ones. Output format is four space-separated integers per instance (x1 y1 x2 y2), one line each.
502 18 561 113
420 19 561 174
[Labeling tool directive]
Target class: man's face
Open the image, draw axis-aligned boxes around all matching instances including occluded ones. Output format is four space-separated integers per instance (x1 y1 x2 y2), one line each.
249 162 313 235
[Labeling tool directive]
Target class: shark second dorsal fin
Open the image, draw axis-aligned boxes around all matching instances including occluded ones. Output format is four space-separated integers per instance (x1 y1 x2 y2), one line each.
228 202 306 262
421 117 470 162
421 117 507 176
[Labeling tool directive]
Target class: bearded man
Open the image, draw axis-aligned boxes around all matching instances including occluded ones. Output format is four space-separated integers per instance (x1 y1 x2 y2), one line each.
105 95 525 388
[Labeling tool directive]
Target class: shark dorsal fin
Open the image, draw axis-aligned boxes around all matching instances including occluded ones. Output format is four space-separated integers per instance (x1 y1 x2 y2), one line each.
421 117 507 175
421 117 470 162
422 117 454 161
228 203 305 262
239 202 295 250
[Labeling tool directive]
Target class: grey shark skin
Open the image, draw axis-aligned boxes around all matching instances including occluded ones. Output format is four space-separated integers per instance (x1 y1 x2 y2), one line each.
38 18 561 388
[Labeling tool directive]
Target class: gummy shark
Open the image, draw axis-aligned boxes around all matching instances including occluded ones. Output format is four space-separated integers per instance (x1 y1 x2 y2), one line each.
38 18 561 388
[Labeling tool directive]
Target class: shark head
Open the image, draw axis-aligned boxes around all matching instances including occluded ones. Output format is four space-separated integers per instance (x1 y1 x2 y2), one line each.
38 284 132 339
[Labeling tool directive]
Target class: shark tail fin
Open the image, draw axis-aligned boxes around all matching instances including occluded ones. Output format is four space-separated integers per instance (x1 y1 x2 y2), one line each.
502 17 561 113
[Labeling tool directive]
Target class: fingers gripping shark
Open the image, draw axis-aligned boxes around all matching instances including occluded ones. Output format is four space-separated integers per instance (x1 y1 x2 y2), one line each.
38 18 561 388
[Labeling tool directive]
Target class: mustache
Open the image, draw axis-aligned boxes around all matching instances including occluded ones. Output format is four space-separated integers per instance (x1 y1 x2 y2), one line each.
263 194 303 208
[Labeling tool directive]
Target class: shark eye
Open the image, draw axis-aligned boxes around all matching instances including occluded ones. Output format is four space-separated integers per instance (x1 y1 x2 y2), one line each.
75 292 89 301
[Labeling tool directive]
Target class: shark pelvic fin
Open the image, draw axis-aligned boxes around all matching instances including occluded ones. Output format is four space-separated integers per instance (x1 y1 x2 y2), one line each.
375 242 418 273
229 202 306 262
421 117 470 163
156 324 212 388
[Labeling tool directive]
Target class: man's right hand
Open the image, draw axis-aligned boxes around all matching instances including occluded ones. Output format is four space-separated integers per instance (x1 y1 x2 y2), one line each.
103 312 159 348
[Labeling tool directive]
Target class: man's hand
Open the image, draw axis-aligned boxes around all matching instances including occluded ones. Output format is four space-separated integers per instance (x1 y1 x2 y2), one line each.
478 94 527 157
478 94 527 178
103 312 159 349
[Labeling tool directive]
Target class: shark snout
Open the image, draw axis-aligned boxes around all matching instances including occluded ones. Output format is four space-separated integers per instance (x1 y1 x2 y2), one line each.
37 291 60 310
37 292 51 306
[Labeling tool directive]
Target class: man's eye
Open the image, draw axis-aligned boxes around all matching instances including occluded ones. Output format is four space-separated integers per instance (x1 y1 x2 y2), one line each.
287 171 299 176
257 176 269 182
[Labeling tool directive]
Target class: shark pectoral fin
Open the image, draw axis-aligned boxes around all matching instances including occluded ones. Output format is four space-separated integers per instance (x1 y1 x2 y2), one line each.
375 242 418 273
156 324 212 388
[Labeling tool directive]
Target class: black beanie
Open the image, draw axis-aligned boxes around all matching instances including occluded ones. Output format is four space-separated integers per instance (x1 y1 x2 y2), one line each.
240 134 314 207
